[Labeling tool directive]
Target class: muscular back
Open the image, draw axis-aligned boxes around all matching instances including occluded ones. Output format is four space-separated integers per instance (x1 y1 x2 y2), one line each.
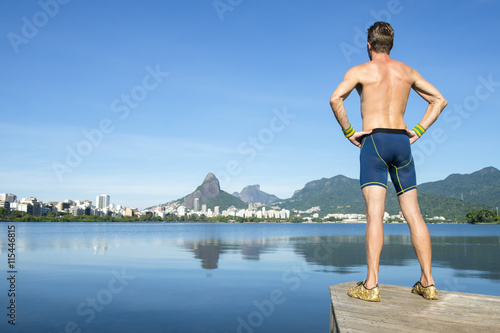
355 58 413 131
330 50 447 145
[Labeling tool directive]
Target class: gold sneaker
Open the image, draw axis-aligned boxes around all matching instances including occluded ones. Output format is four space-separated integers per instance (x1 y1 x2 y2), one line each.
411 281 439 300
347 280 380 302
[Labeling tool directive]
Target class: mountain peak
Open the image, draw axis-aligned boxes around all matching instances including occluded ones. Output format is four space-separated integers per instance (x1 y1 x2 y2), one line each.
476 166 500 176
445 166 500 181
203 172 217 184
244 185 260 191
182 173 221 209
419 166 500 209
303 174 351 190
234 184 279 205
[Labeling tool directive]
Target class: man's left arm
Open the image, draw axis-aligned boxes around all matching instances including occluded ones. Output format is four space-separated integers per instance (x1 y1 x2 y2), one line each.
407 69 448 144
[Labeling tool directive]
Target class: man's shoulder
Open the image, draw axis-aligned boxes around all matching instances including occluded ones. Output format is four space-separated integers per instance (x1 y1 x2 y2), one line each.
351 61 373 70
391 59 414 71
391 60 420 82
346 62 372 76
345 59 416 79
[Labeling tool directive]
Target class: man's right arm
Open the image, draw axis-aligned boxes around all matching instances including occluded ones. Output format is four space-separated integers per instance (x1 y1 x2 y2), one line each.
408 69 448 144
330 67 371 147
330 67 359 129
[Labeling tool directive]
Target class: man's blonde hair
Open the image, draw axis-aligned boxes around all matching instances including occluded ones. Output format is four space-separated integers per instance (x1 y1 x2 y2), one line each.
367 21 394 54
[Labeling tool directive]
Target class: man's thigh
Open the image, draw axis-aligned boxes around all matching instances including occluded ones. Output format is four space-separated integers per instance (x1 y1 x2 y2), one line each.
362 185 387 219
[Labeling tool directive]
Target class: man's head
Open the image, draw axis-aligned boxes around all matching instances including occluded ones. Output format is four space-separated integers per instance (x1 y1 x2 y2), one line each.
367 21 394 55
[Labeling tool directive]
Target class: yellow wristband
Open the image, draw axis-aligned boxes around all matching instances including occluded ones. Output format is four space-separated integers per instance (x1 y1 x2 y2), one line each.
343 124 355 138
412 124 426 137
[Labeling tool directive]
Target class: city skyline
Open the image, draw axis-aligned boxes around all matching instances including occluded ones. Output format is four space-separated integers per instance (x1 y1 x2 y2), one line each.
1 1 499 209
2 164 497 215
0 190 295 222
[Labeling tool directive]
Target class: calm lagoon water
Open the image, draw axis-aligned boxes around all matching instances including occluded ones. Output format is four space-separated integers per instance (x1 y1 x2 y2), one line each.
1 222 499 333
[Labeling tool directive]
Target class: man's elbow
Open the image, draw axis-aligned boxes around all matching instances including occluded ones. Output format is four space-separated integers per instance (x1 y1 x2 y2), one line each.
330 95 342 109
431 95 447 113
439 96 448 111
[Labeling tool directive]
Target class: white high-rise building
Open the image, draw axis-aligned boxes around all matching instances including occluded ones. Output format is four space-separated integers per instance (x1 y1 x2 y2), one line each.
0 193 17 203
193 198 200 212
96 194 110 210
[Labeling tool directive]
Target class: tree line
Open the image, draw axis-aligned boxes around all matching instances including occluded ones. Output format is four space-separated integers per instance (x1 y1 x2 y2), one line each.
465 209 499 223
1 207 498 224
0 209 303 223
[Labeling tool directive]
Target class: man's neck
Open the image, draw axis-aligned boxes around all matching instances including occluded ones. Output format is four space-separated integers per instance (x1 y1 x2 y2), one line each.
371 51 391 62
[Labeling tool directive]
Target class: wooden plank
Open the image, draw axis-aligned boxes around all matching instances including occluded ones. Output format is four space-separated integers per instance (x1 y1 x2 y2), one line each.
329 282 500 333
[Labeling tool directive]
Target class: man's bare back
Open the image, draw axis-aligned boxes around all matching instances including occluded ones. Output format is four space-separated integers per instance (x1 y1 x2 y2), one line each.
330 49 446 146
355 55 412 131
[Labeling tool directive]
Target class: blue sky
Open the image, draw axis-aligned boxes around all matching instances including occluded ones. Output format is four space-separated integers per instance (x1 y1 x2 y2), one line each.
1 0 499 209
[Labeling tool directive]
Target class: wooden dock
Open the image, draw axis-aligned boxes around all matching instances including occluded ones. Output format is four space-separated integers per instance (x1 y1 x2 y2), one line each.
329 281 500 332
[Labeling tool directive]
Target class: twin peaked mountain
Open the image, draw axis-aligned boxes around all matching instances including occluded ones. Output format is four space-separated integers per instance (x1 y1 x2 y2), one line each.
179 173 279 211
182 173 222 209
164 167 500 220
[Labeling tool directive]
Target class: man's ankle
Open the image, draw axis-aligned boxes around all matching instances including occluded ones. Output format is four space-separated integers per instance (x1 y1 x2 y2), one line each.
364 280 378 289
420 278 435 287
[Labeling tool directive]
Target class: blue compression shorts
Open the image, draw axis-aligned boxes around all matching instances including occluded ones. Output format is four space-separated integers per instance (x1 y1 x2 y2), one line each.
359 128 416 195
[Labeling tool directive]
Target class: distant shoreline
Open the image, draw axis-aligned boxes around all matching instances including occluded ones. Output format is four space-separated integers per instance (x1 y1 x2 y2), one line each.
1 220 495 225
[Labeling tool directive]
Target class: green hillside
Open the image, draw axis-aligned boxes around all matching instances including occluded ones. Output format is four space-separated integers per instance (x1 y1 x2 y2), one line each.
152 167 498 221
275 168 498 221
418 167 500 208
277 175 363 213
417 192 492 221
202 191 247 211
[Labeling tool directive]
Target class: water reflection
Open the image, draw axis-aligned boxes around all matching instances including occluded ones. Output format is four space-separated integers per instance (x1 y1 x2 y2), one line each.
178 234 499 280
184 239 221 270
292 235 500 280
1 223 498 333
92 239 108 255
241 242 269 261
1 223 499 281
432 236 500 280
183 238 280 269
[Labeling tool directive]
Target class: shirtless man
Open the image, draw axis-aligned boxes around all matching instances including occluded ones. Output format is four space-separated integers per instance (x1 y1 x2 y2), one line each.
330 21 447 301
